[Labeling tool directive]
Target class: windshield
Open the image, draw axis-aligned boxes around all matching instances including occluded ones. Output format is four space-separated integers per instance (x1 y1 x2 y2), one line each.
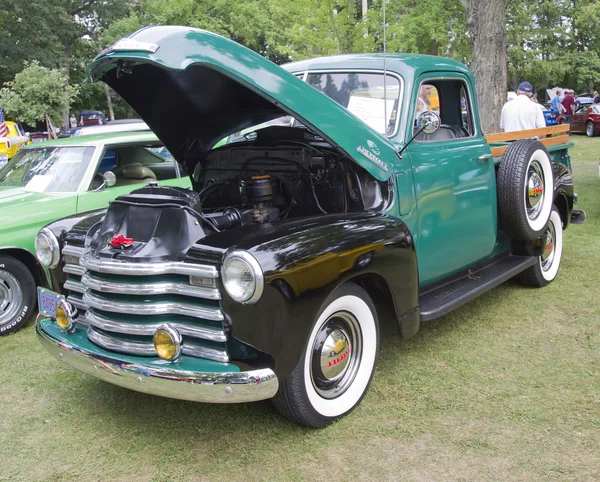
306 72 401 135
0 146 95 193
221 72 401 146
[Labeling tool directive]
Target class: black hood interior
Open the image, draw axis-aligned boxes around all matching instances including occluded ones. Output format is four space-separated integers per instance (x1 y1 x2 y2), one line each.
101 62 285 171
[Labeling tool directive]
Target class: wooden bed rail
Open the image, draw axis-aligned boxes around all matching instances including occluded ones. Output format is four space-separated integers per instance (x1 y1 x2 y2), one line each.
485 124 570 157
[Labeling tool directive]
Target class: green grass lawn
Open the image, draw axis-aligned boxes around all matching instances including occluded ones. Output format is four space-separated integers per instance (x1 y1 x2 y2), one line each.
1 136 598 481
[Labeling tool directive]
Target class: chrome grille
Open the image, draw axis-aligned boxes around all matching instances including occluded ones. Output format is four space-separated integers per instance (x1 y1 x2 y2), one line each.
62 245 89 326
69 249 228 363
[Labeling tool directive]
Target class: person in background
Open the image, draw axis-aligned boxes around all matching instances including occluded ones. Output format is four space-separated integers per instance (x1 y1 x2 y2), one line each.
561 90 575 125
69 113 77 128
551 90 564 114
14 115 24 134
500 81 545 132
416 84 433 116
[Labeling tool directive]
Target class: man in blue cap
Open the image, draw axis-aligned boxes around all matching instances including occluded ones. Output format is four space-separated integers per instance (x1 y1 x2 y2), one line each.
500 81 545 132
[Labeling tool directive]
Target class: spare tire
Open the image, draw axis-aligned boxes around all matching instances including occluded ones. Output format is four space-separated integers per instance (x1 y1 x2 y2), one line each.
498 139 554 240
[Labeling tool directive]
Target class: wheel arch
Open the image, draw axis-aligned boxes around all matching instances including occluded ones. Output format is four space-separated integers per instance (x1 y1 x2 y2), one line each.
345 271 420 340
220 212 420 380
0 247 49 289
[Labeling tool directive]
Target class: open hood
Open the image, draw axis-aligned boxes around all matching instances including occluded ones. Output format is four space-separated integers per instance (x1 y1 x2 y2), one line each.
88 26 395 181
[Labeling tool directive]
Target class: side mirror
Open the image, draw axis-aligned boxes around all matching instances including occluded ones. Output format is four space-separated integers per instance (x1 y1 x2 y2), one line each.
93 171 116 191
416 111 441 134
103 171 116 187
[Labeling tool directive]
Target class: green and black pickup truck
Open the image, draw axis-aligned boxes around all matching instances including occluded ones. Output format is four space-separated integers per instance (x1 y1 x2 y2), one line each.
34 26 585 428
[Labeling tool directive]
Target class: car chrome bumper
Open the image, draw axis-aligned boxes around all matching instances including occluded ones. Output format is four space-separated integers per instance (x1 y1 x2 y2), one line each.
36 315 279 404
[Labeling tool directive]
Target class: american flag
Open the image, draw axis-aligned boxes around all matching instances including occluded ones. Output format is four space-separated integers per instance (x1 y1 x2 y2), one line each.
0 108 8 138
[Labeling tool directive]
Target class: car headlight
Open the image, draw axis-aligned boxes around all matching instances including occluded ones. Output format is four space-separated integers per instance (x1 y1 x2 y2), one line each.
221 251 264 304
35 228 60 268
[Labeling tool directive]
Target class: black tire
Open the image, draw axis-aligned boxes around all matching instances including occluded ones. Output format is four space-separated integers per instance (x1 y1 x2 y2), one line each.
518 207 563 287
586 121 596 137
272 282 379 428
498 139 554 241
0 255 36 336
558 118 566 125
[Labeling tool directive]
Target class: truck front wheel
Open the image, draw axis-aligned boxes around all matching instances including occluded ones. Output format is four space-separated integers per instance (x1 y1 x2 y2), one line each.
518 208 563 287
272 283 379 428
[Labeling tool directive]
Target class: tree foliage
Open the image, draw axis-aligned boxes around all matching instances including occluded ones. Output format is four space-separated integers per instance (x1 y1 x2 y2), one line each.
0 61 78 125
3 0 600 122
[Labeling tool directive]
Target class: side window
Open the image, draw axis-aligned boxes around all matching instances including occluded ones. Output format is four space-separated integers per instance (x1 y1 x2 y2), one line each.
414 79 475 141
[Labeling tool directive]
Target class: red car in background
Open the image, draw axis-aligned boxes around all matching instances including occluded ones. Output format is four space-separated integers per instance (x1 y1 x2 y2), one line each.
79 110 107 126
571 103 600 137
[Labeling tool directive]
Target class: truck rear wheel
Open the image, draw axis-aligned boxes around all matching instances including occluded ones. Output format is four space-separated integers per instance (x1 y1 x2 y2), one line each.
272 283 379 428
518 208 563 287
498 139 554 241
0 255 36 336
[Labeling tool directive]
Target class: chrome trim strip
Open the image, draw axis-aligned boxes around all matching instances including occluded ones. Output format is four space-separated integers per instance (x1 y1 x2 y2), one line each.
64 264 86 276
82 291 224 321
36 319 278 403
82 272 220 300
80 255 218 278
63 245 85 258
88 326 229 362
85 310 227 342
64 279 86 294
88 326 156 355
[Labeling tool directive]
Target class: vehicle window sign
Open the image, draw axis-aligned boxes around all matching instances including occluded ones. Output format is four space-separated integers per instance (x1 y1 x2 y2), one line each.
0 146 95 193
305 72 401 136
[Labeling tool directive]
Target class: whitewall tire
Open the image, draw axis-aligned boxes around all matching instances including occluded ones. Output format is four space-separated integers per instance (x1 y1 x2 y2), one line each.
272 283 379 427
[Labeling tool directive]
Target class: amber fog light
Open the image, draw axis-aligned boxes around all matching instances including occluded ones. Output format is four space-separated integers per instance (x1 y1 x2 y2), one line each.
153 324 182 361
55 300 76 331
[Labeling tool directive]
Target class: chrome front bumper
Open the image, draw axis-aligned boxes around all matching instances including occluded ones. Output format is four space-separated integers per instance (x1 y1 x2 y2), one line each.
36 315 279 404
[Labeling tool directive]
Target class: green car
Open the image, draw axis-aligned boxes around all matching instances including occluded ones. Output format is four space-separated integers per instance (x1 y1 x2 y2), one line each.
0 131 190 335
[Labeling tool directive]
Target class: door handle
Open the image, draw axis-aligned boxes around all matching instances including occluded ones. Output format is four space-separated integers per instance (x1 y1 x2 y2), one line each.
479 153 493 160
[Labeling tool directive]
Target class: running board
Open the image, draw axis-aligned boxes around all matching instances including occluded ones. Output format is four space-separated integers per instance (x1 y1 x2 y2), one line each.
419 255 537 322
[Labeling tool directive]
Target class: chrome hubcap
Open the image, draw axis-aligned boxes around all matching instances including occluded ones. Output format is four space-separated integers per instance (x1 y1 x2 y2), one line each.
587 123 593 136
526 162 545 221
541 222 556 271
0 270 23 327
310 311 362 399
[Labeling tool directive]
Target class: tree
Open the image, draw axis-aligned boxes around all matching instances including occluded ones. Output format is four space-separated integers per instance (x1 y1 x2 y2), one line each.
0 61 78 126
461 0 511 133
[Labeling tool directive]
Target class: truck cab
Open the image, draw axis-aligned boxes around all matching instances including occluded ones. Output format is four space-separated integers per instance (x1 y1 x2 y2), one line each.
34 26 583 428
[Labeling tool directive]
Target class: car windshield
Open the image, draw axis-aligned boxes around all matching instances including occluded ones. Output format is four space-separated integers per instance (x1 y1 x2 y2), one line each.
221 72 401 145
0 146 95 193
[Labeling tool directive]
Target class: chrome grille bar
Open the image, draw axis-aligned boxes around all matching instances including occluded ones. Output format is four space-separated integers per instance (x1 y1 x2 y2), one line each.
63 245 85 257
64 279 86 294
82 272 220 300
83 291 224 321
88 327 229 362
80 255 218 278
67 294 87 311
85 310 227 342
64 264 85 276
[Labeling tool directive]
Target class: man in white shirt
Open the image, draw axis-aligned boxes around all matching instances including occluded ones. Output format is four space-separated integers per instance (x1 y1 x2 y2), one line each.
500 81 546 132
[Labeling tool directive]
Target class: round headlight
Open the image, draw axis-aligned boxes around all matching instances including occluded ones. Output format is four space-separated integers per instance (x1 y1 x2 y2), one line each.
221 251 264 304
153 324 182 361
35 228 60 268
